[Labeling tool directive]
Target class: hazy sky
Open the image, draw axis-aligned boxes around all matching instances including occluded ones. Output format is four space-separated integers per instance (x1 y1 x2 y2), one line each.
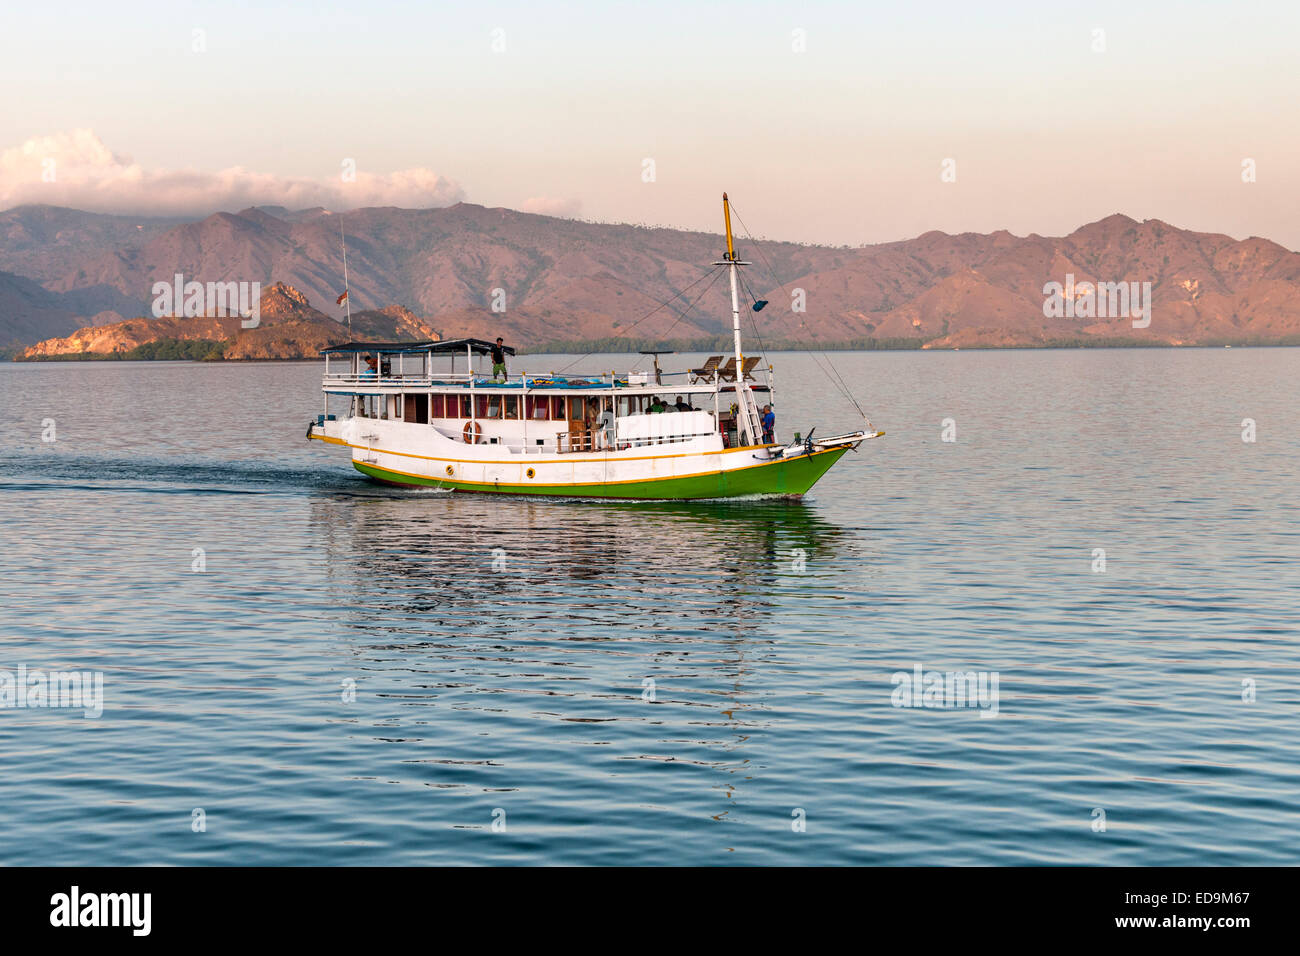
2 0 1298 247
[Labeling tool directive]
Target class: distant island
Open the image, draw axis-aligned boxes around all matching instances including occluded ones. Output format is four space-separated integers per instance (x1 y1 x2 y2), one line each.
4 202 1300 359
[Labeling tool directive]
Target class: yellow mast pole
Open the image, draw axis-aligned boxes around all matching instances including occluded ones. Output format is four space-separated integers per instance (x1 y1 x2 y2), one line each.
723 191 736 261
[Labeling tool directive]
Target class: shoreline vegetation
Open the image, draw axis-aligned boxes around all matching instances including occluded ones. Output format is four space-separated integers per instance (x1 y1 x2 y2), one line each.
6 339 228 362
6 333 1300 362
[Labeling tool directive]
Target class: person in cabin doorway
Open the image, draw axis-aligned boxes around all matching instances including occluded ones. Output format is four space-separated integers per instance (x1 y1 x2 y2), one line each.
584 398 607 450
598 400 616 449
491 337 508 382
762 404 775 443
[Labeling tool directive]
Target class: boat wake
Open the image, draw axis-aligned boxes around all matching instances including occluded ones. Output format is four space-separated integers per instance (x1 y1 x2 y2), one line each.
0 453 375 498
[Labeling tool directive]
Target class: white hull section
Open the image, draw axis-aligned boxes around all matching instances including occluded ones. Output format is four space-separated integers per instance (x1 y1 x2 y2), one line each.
316 415 774 488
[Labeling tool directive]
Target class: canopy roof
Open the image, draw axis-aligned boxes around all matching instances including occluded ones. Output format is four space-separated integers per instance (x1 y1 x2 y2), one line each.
320 337 516 356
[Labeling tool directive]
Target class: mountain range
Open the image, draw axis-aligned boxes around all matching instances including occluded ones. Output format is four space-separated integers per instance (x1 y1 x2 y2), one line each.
4 201 1300 357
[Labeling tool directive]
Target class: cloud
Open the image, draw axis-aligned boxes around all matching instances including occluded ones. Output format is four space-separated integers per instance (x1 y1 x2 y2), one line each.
520 196 582 218
0 130 465 215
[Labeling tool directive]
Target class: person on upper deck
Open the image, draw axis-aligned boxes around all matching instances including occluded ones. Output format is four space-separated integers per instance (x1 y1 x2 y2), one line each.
490 337 508 382
647 396 666 413
361 355 377 380
674 396 692 411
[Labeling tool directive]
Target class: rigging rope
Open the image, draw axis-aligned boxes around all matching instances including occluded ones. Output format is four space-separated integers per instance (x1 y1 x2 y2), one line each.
727 202 872 424
735 267 776 395
654 267 726 343
555 264 723 373
735 250 839 399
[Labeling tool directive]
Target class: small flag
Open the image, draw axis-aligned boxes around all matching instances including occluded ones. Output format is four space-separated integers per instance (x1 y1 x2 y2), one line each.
336 290 348 305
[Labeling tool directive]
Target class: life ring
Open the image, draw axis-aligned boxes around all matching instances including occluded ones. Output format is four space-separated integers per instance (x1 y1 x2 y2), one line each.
463 421 482 444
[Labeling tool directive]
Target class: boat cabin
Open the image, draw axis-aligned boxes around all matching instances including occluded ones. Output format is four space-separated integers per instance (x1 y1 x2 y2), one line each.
318 338 774 453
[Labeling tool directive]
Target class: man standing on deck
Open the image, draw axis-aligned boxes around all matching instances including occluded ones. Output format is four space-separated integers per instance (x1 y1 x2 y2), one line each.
491 337 508 382
761 404 776 443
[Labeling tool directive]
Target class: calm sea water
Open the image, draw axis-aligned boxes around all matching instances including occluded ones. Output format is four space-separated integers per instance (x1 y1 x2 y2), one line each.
1 349 1297 865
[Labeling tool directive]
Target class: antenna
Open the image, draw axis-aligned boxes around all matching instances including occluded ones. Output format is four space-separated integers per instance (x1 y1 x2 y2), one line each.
340 218 352 336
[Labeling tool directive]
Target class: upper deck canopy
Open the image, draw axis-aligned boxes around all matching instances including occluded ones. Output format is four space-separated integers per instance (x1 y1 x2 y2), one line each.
320 338 516 357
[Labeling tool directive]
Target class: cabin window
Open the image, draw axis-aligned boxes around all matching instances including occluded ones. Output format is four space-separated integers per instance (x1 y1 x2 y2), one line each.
504 396 519 420
430 394 445 418
458 395 471 418
403 394 428 424
476 395 504 419
526 396 548 420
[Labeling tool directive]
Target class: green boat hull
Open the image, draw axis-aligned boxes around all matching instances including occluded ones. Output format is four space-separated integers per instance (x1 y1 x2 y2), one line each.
352 446 850 499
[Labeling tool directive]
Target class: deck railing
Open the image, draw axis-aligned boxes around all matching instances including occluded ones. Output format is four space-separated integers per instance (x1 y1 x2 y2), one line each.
322 370 647 389
324 370 477 387
321 369 772 390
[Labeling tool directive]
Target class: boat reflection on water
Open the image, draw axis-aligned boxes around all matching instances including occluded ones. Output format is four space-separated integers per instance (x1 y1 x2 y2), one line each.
306 491 855 820
307 492 851 637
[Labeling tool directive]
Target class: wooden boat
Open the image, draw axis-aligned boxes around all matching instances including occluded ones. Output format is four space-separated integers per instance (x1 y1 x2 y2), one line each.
306 194 881 498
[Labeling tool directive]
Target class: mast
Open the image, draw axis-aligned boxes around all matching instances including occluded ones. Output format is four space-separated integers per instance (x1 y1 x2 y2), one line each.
718 193 762 446
724 194 742 379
